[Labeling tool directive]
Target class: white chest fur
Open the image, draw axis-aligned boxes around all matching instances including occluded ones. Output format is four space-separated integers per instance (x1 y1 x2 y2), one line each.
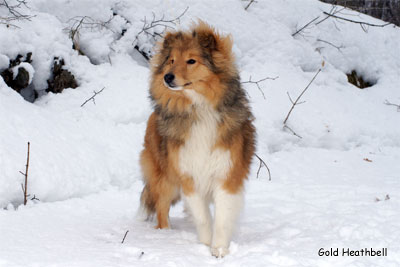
178 90 232 195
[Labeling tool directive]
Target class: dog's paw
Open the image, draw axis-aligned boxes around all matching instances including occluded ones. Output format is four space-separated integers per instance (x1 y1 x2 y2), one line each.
211 247 229 258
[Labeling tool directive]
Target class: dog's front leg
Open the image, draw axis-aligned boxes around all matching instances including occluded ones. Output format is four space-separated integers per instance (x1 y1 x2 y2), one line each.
211 187 243 257
184 192 212 246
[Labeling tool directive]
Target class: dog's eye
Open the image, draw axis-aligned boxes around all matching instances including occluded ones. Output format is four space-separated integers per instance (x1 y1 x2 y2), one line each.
171 59 174 64
187 59 196 64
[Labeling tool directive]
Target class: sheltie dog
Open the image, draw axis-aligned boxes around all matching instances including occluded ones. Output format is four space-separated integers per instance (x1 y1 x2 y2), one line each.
139 21 255 257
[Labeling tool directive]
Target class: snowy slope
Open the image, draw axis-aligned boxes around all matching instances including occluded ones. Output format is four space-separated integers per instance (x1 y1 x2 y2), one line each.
1 0 400 266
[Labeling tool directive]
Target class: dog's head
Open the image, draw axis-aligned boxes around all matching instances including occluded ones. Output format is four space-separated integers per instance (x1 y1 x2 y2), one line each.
150 21 236 110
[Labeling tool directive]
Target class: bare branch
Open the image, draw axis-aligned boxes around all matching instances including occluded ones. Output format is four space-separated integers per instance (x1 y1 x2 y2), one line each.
287 92 294 104
283 69 321 125
322 11 391 32
135 7 188 38
283 124 303 139
316 38 344 52
242 75 278 99
384 99 400 112
286 92 306 105
292 16 320 37
244 0 257 11
20 141 30 205
65 15 114 54
255 153 271 181
133 7 189 60
66 15 114 32
80 87 105 107
315 6 345 25
0 0 35 28
121 230 129 244
292 6 344 37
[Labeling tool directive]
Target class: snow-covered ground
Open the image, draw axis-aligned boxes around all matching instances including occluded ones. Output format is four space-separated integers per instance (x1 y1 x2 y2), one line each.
1 0 400 266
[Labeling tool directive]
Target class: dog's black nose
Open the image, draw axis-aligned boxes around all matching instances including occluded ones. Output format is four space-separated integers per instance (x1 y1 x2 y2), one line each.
164 73 175 84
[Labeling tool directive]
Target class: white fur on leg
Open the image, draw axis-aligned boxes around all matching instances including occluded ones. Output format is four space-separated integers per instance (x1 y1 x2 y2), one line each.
135 202 153 221
184 192 212 246
211 187 244 257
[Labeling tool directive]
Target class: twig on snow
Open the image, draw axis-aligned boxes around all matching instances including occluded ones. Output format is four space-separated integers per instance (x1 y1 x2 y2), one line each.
0 0 34 28
244 0 257 11
19 142 30 205
136 6 188 38
121 230 129 244
133 7 189 60
31 194 40 201
292 16 320 37
283 124 303 139
322 11 391 32
292 6 344 37
282 68 321 139
80 87 105 107
283 68 321 125
384 99 400 112
242 75 278 99
255 153 271 181
316 38 344 52
66 16 114 54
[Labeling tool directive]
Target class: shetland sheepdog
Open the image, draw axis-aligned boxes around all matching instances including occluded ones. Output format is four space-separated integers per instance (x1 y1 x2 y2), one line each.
139 21 255 257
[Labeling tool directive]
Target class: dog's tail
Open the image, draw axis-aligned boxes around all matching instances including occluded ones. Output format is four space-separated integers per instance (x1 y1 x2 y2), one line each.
137 184 156 221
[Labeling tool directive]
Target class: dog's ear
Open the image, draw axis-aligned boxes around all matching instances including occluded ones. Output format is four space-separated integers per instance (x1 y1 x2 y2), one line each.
196 30 217 51
163 32 175 49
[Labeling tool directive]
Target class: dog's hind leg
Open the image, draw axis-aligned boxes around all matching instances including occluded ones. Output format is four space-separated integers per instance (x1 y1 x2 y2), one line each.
154 179 180 229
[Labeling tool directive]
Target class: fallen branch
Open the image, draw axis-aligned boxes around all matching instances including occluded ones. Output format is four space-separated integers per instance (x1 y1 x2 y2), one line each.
242 75 278 99
81 87 105 107
121 230 129 244
244 0 257 11
384 99 400 112
255 153 271 181
19 142 30 205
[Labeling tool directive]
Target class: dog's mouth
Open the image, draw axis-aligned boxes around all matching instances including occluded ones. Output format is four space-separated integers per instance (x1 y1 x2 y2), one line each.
164 81 192 91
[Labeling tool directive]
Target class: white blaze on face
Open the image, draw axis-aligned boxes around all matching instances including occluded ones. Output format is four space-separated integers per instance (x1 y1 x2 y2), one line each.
163 80 183 91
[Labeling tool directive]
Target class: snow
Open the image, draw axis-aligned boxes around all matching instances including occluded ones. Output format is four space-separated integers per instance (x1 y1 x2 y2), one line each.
1 0 400 266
